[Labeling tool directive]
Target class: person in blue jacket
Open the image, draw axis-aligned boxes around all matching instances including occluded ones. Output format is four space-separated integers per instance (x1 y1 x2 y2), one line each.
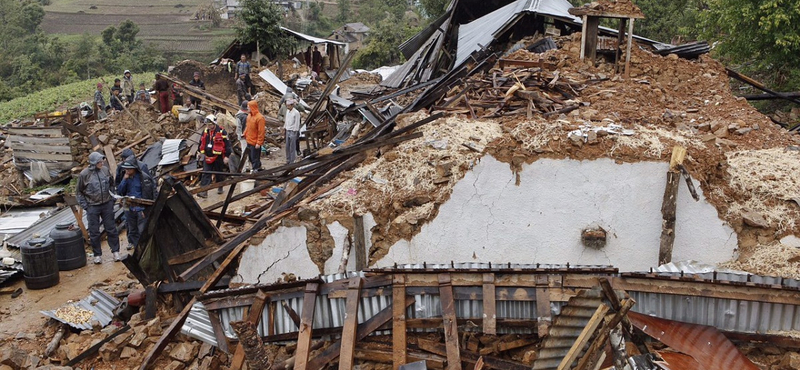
116 156 156 251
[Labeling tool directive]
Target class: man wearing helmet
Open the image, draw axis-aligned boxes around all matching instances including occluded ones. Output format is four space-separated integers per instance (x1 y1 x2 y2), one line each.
197 114 232 198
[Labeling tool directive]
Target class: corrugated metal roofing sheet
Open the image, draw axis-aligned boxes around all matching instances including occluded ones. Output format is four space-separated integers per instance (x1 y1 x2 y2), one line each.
40 290 120 330
157 139 185 166
280 27 347 46
183 302 219 347
0 269 21 285
0 207 55 236
6 204 122 248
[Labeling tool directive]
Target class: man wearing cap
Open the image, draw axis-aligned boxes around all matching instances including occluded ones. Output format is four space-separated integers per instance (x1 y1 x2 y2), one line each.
236 73 248 105
189 71 205 109
76 152 121 263
198 115 232 198
244 100 266 172
117 156 156 251
283 99 301 164
135 82 151 103
278 87 299 121
122 70 135 104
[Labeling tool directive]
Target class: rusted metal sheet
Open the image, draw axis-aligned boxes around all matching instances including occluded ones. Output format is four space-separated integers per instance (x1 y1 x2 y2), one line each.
656 351 702 370
628 311 759 370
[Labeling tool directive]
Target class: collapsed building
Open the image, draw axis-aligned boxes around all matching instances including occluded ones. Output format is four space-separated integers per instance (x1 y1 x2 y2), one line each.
3 0 800 369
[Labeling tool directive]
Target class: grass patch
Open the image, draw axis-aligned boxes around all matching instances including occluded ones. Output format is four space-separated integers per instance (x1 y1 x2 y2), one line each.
0 72 156 123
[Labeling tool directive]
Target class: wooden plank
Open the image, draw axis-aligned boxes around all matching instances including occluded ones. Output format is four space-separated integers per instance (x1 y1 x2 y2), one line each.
339 278 364 370
12 151 73 161
574 299 634 370
624 19 634 78
6 143 72 153
354 215 367 270
556 303 610 370
6 135 70 145
415 338 529 370
482 273 496 335
281 301 301 328
114 135 151 157
104 145 117 178
354 347 445 369
7 127 64 137
306 298 416 370
294 282 320 370
659 169 680 265
145 285 157 319
207 310 230 353
230 290 269 370
439 273 462 370
167 248 215 266
585 16 600 62
535 274 551 336
393 274 407 370
612 276 800 305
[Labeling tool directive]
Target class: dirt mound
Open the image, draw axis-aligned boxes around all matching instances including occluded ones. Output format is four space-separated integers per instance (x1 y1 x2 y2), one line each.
289 34 800 270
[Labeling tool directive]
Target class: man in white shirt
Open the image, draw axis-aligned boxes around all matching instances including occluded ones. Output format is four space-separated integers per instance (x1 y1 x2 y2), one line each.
283 99 301 164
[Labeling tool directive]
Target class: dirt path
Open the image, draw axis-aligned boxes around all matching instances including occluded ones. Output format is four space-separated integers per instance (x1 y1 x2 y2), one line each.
0 235 133 340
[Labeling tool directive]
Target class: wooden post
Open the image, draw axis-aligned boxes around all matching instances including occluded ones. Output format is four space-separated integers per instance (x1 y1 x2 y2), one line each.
295 282 320 370
574 300 635 370
482 273 496 335
535 275 551 336
339 278 364 370
579 15 588 60
615 19 626 73
585 16 600 62
393 274 407 370
624 18 635 79
439 274 462 370
659 146 686 266
354 215 367 270
104 145 117 177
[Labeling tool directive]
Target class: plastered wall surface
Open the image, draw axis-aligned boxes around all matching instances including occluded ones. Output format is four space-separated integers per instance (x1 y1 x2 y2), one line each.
236 157 738 283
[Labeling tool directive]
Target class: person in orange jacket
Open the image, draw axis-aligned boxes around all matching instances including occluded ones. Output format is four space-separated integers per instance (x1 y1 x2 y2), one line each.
243 100 266 172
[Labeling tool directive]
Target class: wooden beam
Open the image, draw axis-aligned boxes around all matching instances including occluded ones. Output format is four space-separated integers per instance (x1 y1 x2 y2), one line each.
114 135 151 157
439 273 462 370
574 299 634 370
624 18 634 78
556 303 610 370
166 248 215 266
144 285 157 319
230 290 269 370
217 146 251 228
294 282 320 370
339 278 364 370
393 274 407 370
659 173 680 265
354 215 367 270
535 274 551 336
482 273 496 335
281 301 302 328
104 145 117 177
612 276 800 305
207 310 230 353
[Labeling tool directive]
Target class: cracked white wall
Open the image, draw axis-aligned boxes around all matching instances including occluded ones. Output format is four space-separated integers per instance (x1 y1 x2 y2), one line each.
375 156 737 271
236 156 738 279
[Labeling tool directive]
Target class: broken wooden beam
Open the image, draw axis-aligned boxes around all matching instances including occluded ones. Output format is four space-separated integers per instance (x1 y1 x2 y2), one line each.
230 290 269 370
294 282 320 370
658 146 686 266
338 278 364 370
393 274 408 370
439 274 462 370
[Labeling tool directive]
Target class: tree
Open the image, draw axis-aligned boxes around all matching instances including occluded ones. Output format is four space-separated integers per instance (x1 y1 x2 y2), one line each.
337 0 350 24
235 0 296 60
419 0 448 19
700 0 800 90
353 12 421 69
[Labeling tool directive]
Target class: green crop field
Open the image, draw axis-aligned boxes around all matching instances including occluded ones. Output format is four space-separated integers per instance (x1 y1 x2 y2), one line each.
0 73 155 123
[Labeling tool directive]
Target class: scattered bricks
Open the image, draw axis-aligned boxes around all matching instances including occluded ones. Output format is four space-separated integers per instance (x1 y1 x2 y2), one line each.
297 207 319 222
383 151 400 162
99 342 122 363
169 342 199 363
97 135 109 144
713 125 729 138
735 128 753 135
403 194 431 208
186 359 200 370
129 332 148 348
742 211 770 229
197 342 212 359
111 330 134 348
145 317 162 337
164 360 186 370
697 122 711 132
0 346 28 369
120 346 138 359
780 352 800 369
129 312 144 326
586 130 598 144
26 355 40 369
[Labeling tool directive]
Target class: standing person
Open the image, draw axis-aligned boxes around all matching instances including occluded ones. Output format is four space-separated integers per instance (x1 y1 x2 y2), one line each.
236 73 248 105
188 71 205 109
116 156 156 251
134 82 151 103
277 87 299 121
244 100 266 172
235 100 249 161
312 46 322 74
110 88 124 111
304 46 312 70
111 78 123 103
154 75 171 114
236 54 252 95
121 70 135 104
76 152 121 263
94 83 107 119
283 99 301 164
197 115 232 198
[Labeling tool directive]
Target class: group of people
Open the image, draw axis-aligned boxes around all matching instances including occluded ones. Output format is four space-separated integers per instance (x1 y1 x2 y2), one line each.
94 70 152 119
76 150 156 264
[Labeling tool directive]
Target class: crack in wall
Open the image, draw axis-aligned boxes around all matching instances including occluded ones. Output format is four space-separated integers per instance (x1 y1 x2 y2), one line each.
256 243 303 285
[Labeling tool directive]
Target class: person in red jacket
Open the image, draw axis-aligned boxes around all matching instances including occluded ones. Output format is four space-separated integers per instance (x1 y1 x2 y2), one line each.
243 100 266 172
197 114 232 198
153 75 171 114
